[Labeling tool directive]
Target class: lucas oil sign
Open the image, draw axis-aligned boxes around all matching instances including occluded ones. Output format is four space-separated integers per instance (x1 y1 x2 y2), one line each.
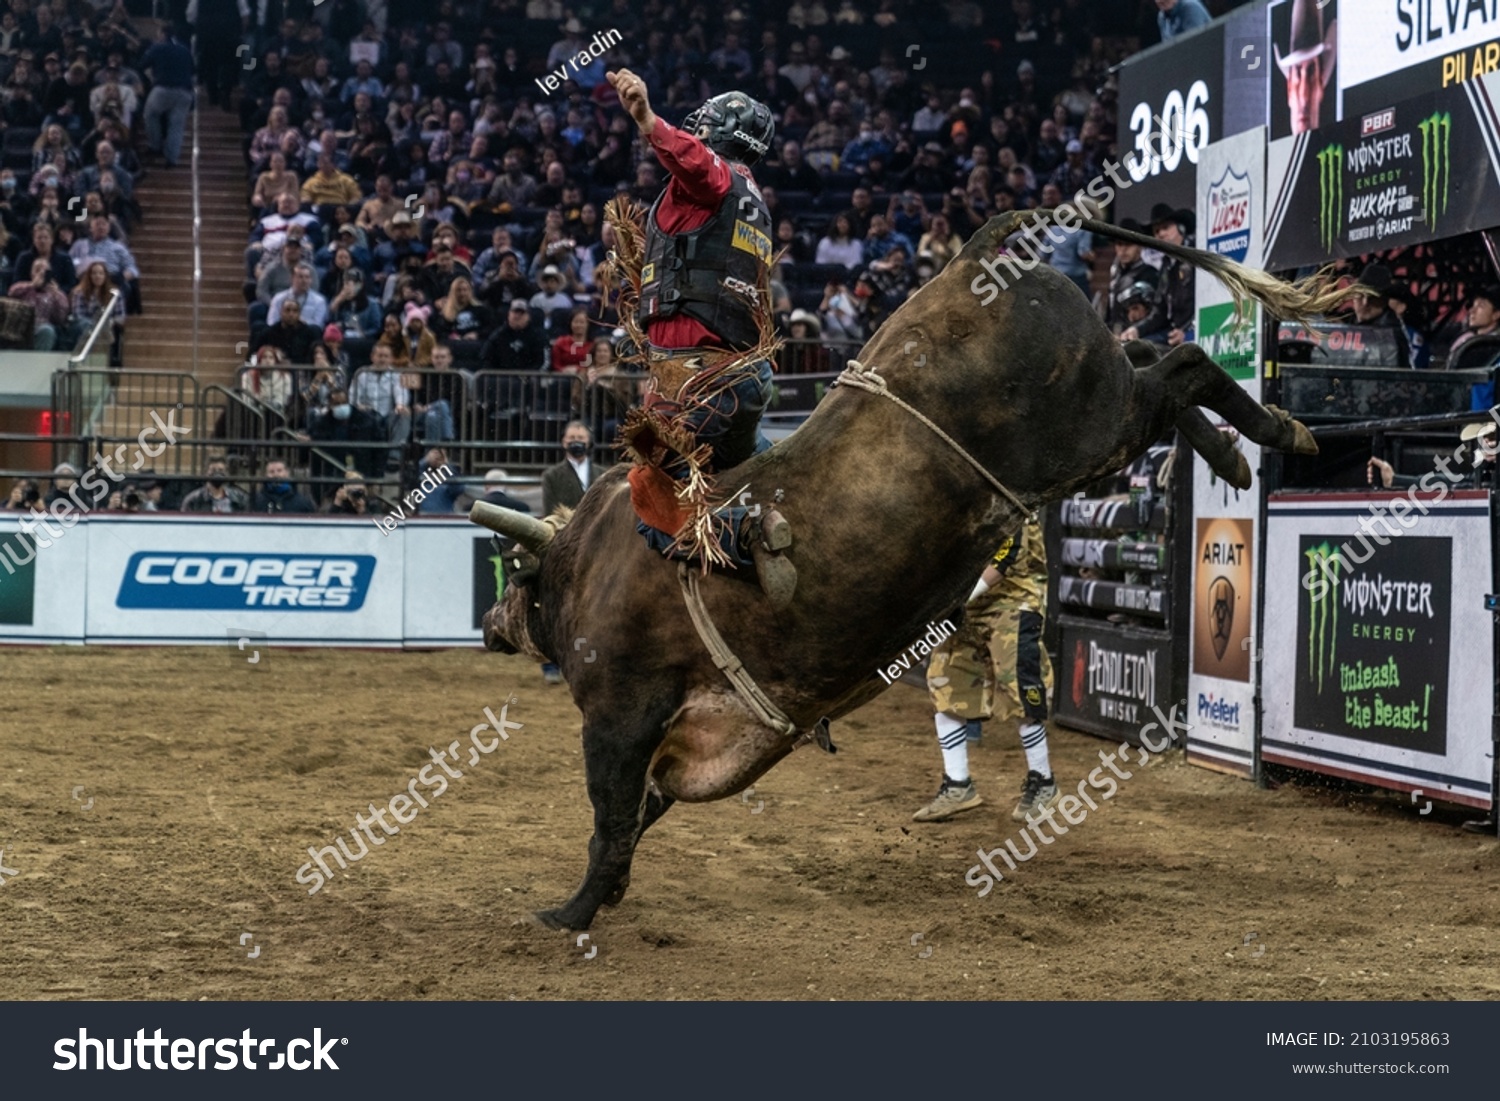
116 553 375 611
1206 164 1251 262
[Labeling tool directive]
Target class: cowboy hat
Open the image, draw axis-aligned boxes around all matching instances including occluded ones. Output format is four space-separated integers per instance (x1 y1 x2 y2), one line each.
1148 202 1196 236
1275 0 1337 89
787 308 822 335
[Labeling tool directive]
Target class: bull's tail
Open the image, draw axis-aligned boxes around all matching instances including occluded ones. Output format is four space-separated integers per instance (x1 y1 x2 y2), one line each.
1074 213 1354 323
962 207 1355 324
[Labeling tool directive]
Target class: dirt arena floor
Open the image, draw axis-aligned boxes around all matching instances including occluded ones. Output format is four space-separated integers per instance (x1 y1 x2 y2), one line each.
2 645 1498 1001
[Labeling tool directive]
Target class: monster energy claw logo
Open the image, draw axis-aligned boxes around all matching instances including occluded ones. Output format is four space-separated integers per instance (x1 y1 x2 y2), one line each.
1317 145 1343 253
1304 541 1342 693
1419 111 1452 232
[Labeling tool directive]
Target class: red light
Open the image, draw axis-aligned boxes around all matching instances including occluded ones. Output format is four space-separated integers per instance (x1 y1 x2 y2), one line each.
38 411 53 436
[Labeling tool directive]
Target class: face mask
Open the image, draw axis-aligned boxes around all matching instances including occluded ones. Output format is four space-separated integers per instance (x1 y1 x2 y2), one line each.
457 171 471 182
207 476 226 488
268 480 291 494
566 441 588 457
332 403 352 420
1 179 14 191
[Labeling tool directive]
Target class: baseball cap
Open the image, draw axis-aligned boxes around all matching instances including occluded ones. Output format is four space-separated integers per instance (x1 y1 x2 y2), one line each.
1066 139 1083 154
541 264 561 278
391 211 413 225
508 300 529 312
323 323 343 342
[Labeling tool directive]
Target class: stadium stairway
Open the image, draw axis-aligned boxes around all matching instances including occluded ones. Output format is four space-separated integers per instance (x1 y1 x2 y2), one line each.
99 95 248 452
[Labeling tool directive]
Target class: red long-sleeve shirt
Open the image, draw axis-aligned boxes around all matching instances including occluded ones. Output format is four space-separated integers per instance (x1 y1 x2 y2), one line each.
643 118 733 349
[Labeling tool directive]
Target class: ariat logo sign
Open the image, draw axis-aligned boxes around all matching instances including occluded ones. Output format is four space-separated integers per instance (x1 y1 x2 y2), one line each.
731 219 772 263
1419 111 1451 232
1317 144 1343 253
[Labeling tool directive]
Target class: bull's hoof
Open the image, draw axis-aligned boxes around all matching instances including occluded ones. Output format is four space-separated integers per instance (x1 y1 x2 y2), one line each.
534 906 588 931
1268 404 1320 455
1229 450 1253 490
602 876 630 907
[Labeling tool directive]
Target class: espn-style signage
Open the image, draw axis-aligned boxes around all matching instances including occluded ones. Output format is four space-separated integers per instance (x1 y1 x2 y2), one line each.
1261 492 1494 809
1264 77 1500 268
1054 614 1176 744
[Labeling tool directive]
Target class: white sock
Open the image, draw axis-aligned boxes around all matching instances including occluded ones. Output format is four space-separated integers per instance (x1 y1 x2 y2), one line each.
935 712 970 783
1020 721 1050 778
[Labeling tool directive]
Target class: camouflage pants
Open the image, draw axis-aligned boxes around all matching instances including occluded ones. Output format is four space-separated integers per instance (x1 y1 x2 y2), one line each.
926 600 1051 724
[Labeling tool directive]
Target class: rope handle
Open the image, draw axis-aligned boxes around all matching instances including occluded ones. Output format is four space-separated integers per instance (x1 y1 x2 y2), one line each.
836 362 1036 522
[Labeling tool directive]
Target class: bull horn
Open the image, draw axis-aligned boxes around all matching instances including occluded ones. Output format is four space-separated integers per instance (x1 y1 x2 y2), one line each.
469 501 555 552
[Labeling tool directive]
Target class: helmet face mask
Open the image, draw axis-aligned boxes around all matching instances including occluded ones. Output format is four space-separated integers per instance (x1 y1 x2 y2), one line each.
683 92 774 164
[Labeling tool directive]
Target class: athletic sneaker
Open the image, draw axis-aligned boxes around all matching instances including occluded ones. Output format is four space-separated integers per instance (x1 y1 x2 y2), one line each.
1013 770 1060 822
912 776 983 822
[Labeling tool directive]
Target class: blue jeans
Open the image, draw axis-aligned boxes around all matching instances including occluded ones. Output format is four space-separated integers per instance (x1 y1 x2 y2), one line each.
422 399 454 441
638 359 773 568
145 85 194 165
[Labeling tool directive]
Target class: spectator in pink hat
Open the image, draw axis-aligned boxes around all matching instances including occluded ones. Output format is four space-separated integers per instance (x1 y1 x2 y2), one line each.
400 301 436 367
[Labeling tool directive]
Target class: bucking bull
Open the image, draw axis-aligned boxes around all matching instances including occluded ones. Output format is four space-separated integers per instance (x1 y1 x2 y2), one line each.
472 208 1347 931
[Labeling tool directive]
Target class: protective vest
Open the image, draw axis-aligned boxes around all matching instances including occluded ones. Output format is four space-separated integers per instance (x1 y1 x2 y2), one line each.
637 166 771 350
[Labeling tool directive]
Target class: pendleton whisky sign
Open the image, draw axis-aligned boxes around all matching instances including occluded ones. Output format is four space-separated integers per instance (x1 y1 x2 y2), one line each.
1265 79 1500 269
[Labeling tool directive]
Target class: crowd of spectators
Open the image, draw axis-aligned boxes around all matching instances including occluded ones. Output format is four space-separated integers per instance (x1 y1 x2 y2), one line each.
226 0 1195 463
0 0 159 361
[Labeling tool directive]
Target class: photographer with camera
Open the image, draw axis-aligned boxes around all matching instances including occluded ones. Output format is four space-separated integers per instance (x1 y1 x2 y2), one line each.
6 256 71 350
323 474 375 515
3 478 42 512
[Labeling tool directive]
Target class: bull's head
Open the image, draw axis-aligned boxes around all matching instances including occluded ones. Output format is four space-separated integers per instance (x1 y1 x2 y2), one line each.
470 502 560 660
470 502 558 553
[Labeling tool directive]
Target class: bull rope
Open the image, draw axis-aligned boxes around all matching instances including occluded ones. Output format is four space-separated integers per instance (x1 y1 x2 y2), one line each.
836 359 1037 521
677 562 800 738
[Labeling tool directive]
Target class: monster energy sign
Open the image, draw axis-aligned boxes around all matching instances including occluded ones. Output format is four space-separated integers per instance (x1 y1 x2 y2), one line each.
1267 84 1500 269
1316 145 1343 254
1293 534 1451 755
1419 111 1451 235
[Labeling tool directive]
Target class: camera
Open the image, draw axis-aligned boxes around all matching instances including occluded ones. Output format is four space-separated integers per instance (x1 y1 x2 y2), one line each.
22 486 39 504
123 488 140 508
1486 593 1500 612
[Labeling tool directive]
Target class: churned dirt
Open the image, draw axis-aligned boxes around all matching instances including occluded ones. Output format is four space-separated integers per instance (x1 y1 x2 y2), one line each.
2 646 1497 1001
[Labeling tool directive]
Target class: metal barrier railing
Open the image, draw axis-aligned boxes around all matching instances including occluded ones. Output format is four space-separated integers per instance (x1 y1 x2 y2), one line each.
49 366 198 472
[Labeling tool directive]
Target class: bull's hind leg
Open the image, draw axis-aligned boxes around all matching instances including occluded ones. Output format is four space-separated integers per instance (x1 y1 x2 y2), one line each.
1124 340 1253 488
536 711 670 931
1143 342 1317 456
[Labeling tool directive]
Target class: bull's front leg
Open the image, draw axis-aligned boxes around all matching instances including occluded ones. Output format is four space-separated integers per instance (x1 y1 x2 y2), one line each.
536 710 671 931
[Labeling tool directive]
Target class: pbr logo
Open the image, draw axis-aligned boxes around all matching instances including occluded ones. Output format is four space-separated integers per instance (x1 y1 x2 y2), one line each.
1206 165 1251 263
117 553 375 611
